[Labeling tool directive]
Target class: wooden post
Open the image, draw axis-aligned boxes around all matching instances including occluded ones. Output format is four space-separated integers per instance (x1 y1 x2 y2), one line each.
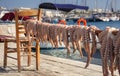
15 9 21 72
28 42 31 66
36 39 40 70
38 8 42 22
3 39 8 68
36 8 41 70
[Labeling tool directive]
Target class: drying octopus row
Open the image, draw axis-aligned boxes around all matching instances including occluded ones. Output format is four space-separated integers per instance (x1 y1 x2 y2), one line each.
23 20 120 76
98 27 120 76
23 19 100 69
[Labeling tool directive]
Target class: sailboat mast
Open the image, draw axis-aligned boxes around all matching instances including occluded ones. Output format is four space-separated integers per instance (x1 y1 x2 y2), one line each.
115 0 116 12
95 0 97 10
111 0 116 12
85 0 87 6
76 0 78 5
105 0 109 12
80 0 86 6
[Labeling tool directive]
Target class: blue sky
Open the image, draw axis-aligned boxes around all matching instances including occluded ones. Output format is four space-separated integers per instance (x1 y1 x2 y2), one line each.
0 0 120 10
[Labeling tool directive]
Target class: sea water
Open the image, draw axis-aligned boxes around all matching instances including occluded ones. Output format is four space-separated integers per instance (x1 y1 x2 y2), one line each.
88 21 120 30
40 21 120 65
67 20 120 30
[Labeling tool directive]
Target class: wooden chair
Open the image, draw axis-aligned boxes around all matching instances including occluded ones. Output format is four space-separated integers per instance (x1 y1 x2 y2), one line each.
3 9 41 72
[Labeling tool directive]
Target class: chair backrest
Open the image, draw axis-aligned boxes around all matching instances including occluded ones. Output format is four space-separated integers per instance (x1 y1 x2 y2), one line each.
14 9 41 48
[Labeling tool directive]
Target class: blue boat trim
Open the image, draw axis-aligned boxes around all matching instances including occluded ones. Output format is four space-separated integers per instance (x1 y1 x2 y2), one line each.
39 2 89 12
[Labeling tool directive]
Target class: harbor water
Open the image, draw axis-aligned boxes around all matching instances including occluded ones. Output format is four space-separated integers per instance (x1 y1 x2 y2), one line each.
87 21 120 30
40 21 120 66
67 20 120 30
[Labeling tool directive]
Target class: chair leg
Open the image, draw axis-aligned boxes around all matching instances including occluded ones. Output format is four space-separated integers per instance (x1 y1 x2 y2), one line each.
17 44 21 72
3 40 8 68
28 44 31 66
36 39 40 70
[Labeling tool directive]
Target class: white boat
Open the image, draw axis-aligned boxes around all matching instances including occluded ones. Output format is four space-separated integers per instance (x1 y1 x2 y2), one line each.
99 17 109 22
109 15 119 21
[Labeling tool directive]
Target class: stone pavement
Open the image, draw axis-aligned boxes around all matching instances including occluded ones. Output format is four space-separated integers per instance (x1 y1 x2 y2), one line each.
0 43 119 76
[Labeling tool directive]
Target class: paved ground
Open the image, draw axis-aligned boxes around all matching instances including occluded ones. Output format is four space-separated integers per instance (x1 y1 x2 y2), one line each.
0 43 119 76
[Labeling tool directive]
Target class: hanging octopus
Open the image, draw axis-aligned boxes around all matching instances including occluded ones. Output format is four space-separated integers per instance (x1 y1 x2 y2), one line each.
98 27 119 76
113 30 120 75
